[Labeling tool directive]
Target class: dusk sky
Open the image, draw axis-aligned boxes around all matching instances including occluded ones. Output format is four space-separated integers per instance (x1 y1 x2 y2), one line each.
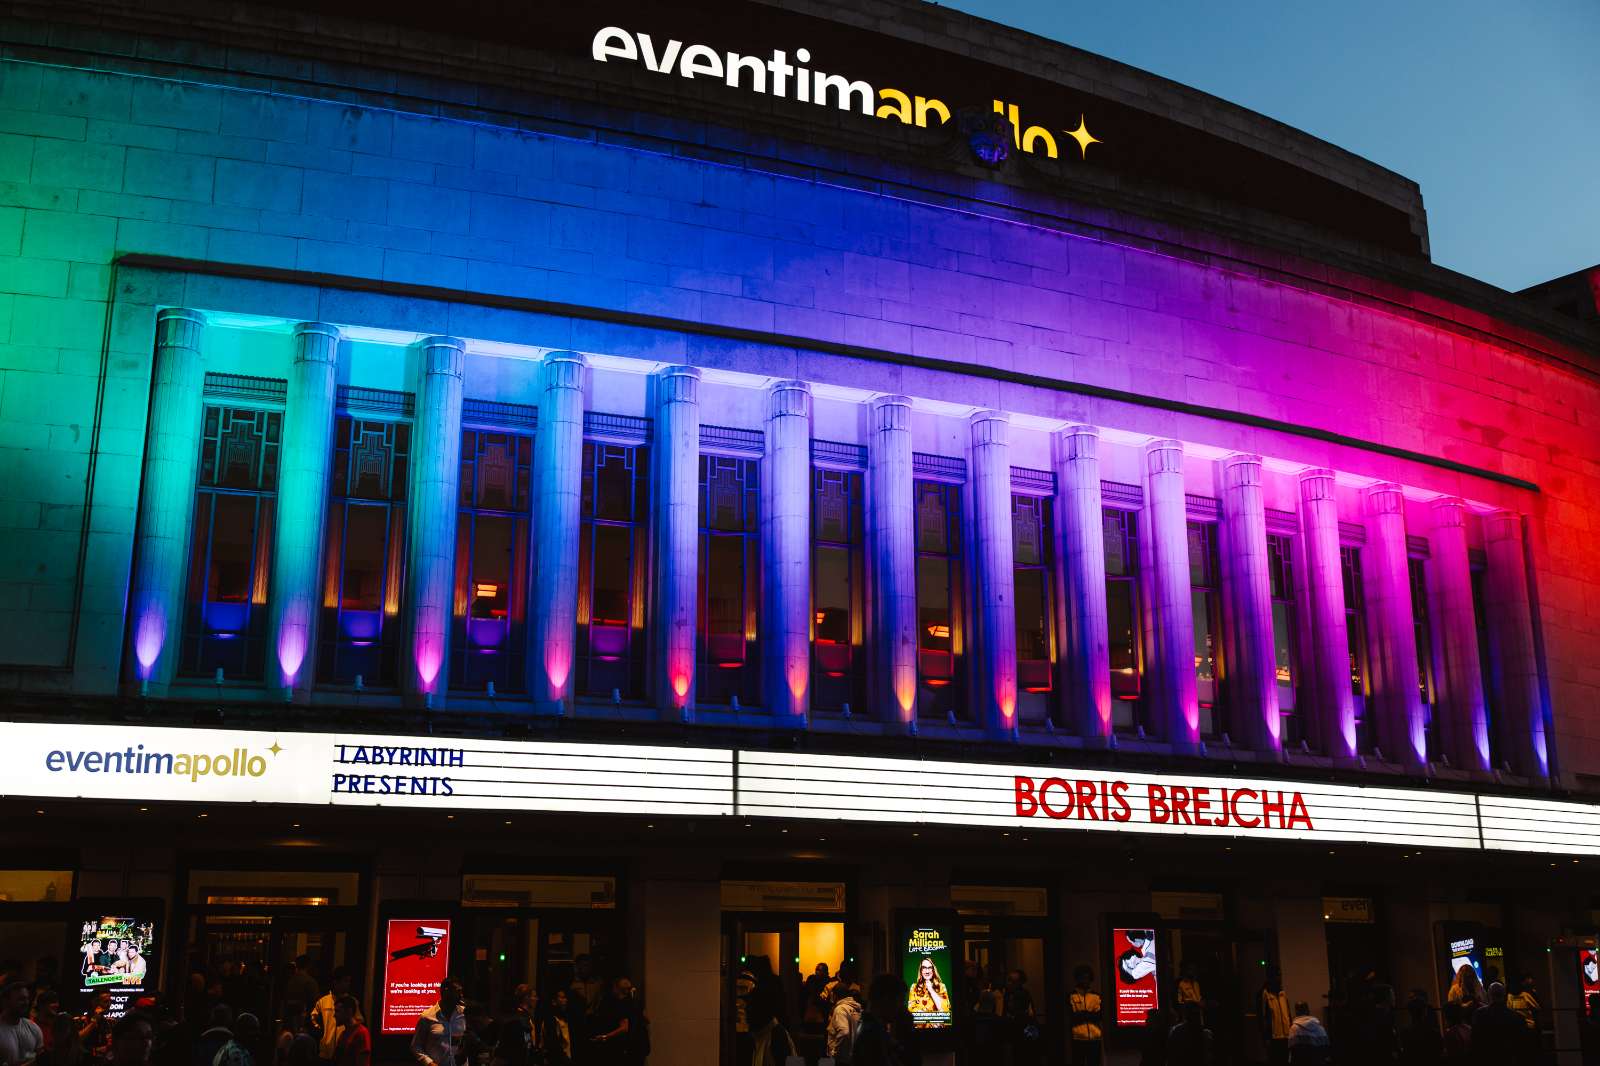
942 0 1600 293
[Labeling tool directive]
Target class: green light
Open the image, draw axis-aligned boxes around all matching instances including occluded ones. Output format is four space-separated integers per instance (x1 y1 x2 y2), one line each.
499 953 506 962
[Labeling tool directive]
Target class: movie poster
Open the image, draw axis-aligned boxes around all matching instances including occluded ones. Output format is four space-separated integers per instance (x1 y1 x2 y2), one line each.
901 927 954 1031
1580 948 1600 999
381 920 451 1035
77 915 157 1019
1113 928 1159 1026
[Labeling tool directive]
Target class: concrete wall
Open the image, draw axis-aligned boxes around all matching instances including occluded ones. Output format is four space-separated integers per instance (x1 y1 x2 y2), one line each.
0 58 1596 773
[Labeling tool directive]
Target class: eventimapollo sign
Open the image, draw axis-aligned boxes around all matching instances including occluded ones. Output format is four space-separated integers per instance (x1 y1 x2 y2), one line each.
5 721 1596 856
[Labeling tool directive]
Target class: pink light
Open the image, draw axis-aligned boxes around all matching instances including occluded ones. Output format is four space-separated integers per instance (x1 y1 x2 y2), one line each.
133 608 165 678
276 623 308 685
545 644 571 696
416 641 443 690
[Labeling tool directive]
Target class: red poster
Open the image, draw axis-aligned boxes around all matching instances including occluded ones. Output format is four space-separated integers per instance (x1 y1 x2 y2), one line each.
1113 928 1159 1026
381 920 450 1035
1582 949 1600 1001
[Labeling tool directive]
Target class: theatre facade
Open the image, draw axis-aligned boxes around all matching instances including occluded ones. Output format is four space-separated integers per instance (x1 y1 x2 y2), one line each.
1 0 1599 1061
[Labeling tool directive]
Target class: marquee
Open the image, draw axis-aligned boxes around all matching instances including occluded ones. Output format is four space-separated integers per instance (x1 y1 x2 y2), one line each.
4 721 1594 855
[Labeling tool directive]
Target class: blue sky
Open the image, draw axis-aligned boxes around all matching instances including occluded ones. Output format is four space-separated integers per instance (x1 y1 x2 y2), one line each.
941 0 1600 292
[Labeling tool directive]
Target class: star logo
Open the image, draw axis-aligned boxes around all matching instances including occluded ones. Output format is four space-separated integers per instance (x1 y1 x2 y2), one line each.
268 742 283 757
1065 115 1101 160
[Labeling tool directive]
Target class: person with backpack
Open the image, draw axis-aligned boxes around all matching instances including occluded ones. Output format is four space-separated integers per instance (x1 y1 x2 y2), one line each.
744 983 795 1066
826 981 862 1064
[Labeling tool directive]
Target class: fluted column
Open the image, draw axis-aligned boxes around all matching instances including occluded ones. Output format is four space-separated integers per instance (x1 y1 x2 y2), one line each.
1218 454 1281 756
1428 498 1491 772
652 366 701 721
1299 469 1355 758
1483 510 1549 779
970 410 1018 739
265 322 339 700
127 307 207 693
1052 426 1111 742
529 351 588 712
762 380 813 727
869 395 917 732
402 336 465 706
1144 440 1199 753
1363 484 1426 770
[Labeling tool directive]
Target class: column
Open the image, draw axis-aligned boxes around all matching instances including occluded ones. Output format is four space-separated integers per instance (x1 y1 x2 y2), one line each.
402 335 465 707
652 366 701 722
1144 439 1199 753
761 380 812 727
970 410 1018 739
265 321 339 700
127 307 207 694
1051 425 1111 742
1299 469 1355 759
1483 510 1549 779
1363 483 1427 770
1428 497 1491 772
1218 454 1282 756
869 395 917 732
528 351 588 712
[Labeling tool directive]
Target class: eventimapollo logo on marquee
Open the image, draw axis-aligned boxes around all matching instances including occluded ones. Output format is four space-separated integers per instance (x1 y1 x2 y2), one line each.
0 722 330 805
44 737 286 783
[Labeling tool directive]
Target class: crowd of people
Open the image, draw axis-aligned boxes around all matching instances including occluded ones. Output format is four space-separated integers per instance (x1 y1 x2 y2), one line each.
4 950 1599 1066
0 954 651 1066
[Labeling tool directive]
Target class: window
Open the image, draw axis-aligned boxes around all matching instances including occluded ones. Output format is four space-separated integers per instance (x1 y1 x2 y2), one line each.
1103 508 1141 730
1409 557 1438 761
1267 534 1301 746
578 442 650 700
812 468 864 712
319 417 409 685
181 406 279 679
1342 546 1374 752
915 481 963 717
698 455 759 706
1189 521 1223 738
451 430 532 692
1012 493 1054 720
1470 561 1500 768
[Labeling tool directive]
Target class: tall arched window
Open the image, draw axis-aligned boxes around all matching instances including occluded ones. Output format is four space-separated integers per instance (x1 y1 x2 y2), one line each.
698 454 760 706
812 467 863 712
578 441 650 700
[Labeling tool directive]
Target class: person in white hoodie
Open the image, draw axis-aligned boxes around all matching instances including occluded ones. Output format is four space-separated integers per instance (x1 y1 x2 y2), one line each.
826 982 862 1064
1286 1002 1329 1066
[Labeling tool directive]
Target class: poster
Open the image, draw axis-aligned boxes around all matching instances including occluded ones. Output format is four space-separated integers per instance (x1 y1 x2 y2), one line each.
901 927 954 1031
77 915 157 1019
380 919 450 1035
1113 928 1159 1026
1580 949 1600 1000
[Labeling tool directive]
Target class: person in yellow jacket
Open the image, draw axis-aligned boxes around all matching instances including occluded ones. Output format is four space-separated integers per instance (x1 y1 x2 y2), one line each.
1258 968 1292 1066
1068 965 1103 1066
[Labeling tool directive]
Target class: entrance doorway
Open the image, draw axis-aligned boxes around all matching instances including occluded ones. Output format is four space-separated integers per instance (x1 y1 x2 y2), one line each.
1163 925 1271 1066
719 877 850 1066
181 865 365 1023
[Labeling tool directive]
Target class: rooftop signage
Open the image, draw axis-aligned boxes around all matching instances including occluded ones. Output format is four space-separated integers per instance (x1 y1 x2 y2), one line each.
592 25 1101 160
7 721 1594 855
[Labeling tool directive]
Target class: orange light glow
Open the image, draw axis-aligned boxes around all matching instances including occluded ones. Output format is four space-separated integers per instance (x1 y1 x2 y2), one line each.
475 582 499 598
926 624 950 639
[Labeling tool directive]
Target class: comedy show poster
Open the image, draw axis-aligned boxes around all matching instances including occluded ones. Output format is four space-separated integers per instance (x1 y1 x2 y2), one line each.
381 920 450 1034
1113 928 1159 1026
77 915 157 1018
902 927 954 1031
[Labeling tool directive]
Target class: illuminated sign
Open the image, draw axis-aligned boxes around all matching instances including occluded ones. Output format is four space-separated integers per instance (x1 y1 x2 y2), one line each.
75 912 158 1018
1112 928 1159 1026
0 722 734 815
592 25 1099 159
735 751 1482 849
4 722 1599 857
901 926 955 1031
381 919 450 1035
